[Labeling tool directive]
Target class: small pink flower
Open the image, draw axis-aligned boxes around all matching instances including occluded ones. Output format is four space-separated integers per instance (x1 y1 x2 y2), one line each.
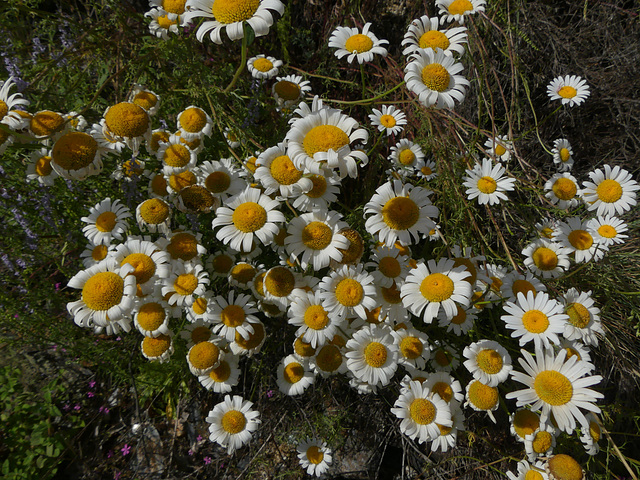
87 392 95 398
107 450 113 459
204 456 212 465
114 472 121 480
266 389 274 398
188 449 194 456
121 444 131 456
74 404 81 411
196 435 203 442
89 380 96 388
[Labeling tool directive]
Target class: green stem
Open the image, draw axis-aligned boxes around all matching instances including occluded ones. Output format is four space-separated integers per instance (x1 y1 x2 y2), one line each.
328 80 406 106
360 63 366 99
367 130 386 157
223 24 249 94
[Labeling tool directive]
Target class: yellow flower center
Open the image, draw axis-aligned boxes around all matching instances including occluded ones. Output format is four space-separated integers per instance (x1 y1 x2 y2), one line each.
453 257 477 284
512 409 540 439
221 410 246 434
304 305 330 330
203 171 230 193
306 446 324 465
273 80 301 101
399 336 423 359
139 198 170 224
494 144 507 156
531 430 553 453
560 148 571 162
150 131 170 152
419 30 450 50
157 14 176 29
192 297 208 315
409 398 436 425
477 176 497 194
230 263 256 284
189 341 220 370
364 342 388 367
133 91 158 111
567 229 593 250
381 196 420 231
0 100 7 120
35 155 53 176
381 282 402 304
589 420 601 442
434 349 452 367
338 228 365 264
596 179 623 203
564 347 581 362
547 454 583 480
379 114 396 128
306 174 327 198
301 221 333 250
209 360 231 381
179 185 216 213
303 125 350 157
597 224 616 238
521 309 549 334
534 370 573 406
235 321 265 350
173 273 198 296
378 256 401 279
448 0 473 14
150 174 168 196
512 279 535 297
334 278 364 307
142 334 171 358
293 336 316 357
270 155 303 185
211 0 260 24
163 144 191 167
137 302 166 331
179 107 207 133
121 253 156 285
532 247 558 271
467 380 499 410
167 232 199 261
344 33 374 53
558 86 577 99
221 304 246 328
476 349 503 374
421 64 450 92
52 132 98 171
365 306 382 324
169 170 197 192
431 381 454 403
421 166 433 176
525 470 544 480
315 344 341 371
30 110 65 137
82 272 124 311
105 102 149 138
232 201 267 233
398 148 416 165
253 57 273 72
211 254 234 274
566 302 590 329
283 362 304 384
552 177 577 200
163 0 186 14
95 211 117 232
91 244 109 261
264 267 295 298
419 272 454 302
0 128 9 145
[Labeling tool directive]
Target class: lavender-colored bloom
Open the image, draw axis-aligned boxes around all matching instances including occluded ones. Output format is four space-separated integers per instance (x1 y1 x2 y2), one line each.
32 37 46 60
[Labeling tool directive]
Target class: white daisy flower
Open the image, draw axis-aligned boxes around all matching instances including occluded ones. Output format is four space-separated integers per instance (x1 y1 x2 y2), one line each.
146 7 180 39
436 0 486 24
228 261 259 289
0 77 30 128
102 102 152 153
500 270 547 302
522 238 571 279
501 291 568 350
545 454 585 480
464 379 500 422
365 245 410 288
212 187 285 252
285 209 349 271
206 395 261 455
198 354 241 393
388 138 425 170
391 380 452 443
483 135 512 163
254 142 312 198
157 228 207 263
345 324 398 387
309 343 348 377
297 437 332 477
506 460 549 480
165 168 199 196
544 172 581 209
210 290 260 342
551 138 574 171
247 54 282 80
176 105 213 140
579 412 602 456
438 304 477 335
401 257 472 324
111 158 147 183
272 74 312 110
136 197 172 234
328 22 388 64
224 127 242 149
206 249 236 278
368 105 406 136
113 237 172 295
402 15 467 57
186 290 217 323
510 408 541 443
481 263 509 306
197 158 246 202
556 338 594 373
262 265 304 308
290 168 342 212
391 326 430 371
161 260 209 307
288 291 343 348
187 338 224 375
50 131 106 180
547 75 590 107
157 133 198 175
80 243 113 268
129 84 161 116
405 48 470 109
560 288 603 346
29 110 69 142
276 354 315 396
66 258 136 332
587 215 628 247
147 129 170 154
318 264 377 321
149 0 188 18
422 371 464 405
180 319 214 348
230 319 266 357
286 108 368 179
430 401 465 453
25 148 58 186
581 164 639 216
463 158 516 205
554 217 608 263
364 180 438 247
506 347 604 434
416 158 438 181
535 217 560 240
81 198 131 246
141 332 174 363
463 339 512 387
89 119 126 153
184 0 284 44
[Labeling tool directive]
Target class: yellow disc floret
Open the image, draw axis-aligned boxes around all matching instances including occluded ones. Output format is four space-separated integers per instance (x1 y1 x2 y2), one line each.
547 454 584 480
303 125 350 157
512 409 540 439
476 349 503 374
421 64 450 92
122 253 156 284
382 196 420 230
467 380 499 410
302 221 333 250
521 310 550 334
334 278 364 307
596 179 623 203
304 305 329 330
558 86 577 99
273 81 301 101
345 33 374 53
532 247 558 271
179 107 207 133
419 30 450 50
137 302 166 331
189 341 220 370
448 0 473 14
221 410 246 434
133 91 158 111
567 230 593 250
398 148 416 166
211 0 260 25
139 198 170 224
163 144 191 168
315 344 341 371
264 267 295 297
399 336 423 359
283 362 304 384
534 370 573 406
409 398 436 425
142 334 171 358
173 273 198 296
35 155 53 176
105 102 149 138
270 155 302 185
477 176 497 194
229 263 256 284
30 110 65 137
167 232 199 261
253 57 273 72
566 303 590 329
552 177 577 200
221 304 246 328
209 360 231 382
205 171 231 193
52 132 98 171
232 202 267 233
364 342 388 368
420 272 454 302
82 272 124 311
306 446 324 465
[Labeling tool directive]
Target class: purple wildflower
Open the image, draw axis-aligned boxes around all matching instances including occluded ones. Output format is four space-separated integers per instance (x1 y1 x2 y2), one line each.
121 444 131 456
